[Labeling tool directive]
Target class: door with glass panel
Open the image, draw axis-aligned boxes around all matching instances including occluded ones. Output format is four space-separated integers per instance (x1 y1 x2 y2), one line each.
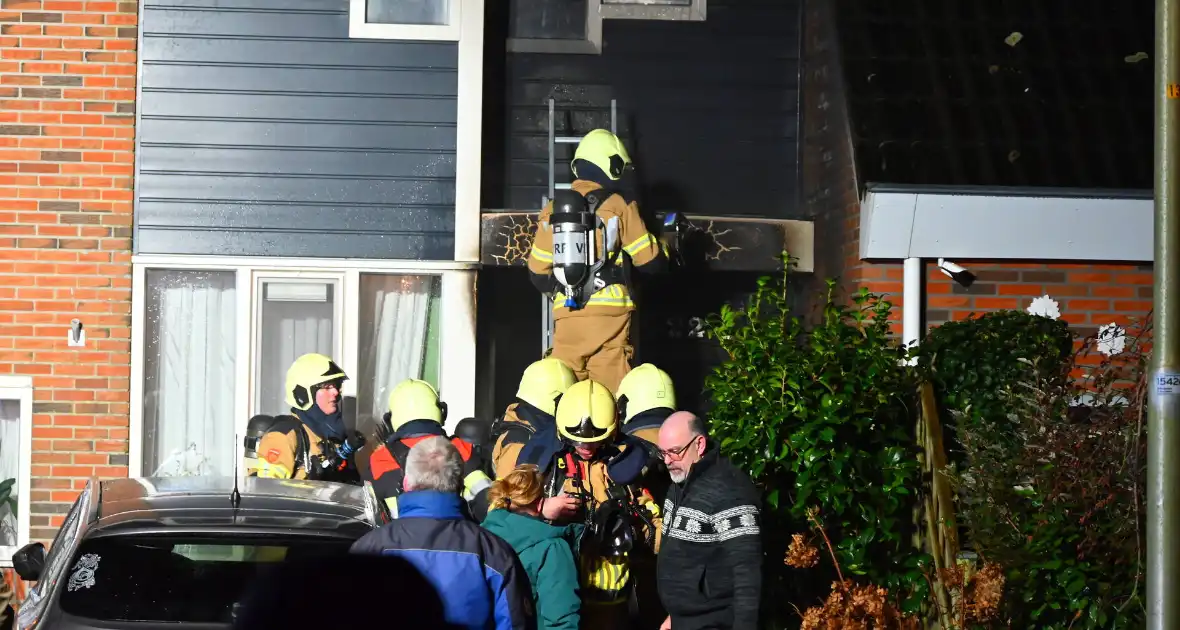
252 275 344 417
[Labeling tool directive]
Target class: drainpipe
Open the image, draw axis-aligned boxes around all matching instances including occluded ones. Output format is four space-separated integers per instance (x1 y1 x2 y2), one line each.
902 257 923 363
1148 0 1180 623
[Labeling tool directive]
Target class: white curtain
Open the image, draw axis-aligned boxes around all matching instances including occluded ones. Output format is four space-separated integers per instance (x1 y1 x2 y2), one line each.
0 399 20 546
361 276 436 420
143 270 236 478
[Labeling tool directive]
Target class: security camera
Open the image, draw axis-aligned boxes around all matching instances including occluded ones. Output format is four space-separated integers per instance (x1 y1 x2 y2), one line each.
937 258 976 288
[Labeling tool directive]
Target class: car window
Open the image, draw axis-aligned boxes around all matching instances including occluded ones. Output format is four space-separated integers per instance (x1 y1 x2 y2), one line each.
56 535 354 624
35 484 88 593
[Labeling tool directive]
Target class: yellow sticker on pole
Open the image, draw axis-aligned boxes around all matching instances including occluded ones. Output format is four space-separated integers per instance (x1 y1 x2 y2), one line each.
1169 83 1180 99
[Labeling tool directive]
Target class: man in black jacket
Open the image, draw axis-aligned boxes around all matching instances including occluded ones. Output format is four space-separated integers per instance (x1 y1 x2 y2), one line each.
655 412 762 630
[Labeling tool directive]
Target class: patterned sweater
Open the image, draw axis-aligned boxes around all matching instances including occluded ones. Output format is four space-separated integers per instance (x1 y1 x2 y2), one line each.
656 446 762 630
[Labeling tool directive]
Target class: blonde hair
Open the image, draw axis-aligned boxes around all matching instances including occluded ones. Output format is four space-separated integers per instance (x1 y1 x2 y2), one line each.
488 464 543 512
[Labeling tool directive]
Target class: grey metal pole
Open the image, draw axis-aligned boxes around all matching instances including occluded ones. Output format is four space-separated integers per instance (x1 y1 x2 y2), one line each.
1148 0 1180 624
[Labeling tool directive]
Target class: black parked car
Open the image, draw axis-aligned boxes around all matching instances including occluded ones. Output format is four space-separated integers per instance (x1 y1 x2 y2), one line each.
11 476 387 630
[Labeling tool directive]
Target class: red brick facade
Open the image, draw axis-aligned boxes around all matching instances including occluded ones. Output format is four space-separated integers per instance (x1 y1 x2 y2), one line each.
1 0 136 543
859 263 1154 336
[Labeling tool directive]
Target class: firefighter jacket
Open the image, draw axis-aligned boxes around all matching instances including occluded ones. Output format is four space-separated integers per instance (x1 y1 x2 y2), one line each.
350 491 534 630
366 420 492 521
490 403 664 606
491 402 562 481
528 179 664 319
621 409 673 510
253 420 337 482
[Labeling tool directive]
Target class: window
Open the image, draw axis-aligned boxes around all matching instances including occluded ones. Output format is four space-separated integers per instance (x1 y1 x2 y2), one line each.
131 259 469 478
141 270 238 478
21 483 89 612
349 0 461 41
356 274 442 436
507 0 602 54
57 535 354 624
598 0 706 21
0 375 32 567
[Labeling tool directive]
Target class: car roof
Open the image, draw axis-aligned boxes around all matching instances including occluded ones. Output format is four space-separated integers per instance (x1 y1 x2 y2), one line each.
84 476 377 539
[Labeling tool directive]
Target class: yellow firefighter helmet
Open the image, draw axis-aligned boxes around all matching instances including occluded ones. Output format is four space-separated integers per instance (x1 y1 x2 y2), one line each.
572 129 633 181
516 358 577 417
285 353 348 411
555 379 618 444
387 379 447 431
615 363 676 423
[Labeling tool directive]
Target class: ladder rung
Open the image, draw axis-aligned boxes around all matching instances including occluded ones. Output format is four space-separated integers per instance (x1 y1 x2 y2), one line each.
555 137 583 144
555 183 573 190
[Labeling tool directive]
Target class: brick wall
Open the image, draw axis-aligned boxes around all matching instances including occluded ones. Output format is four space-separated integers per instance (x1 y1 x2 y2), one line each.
858 262 1155 338
799 0 861 300
1 0 136 543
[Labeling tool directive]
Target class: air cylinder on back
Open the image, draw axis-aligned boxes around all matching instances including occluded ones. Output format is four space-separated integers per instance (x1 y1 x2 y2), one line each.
549 189 594 306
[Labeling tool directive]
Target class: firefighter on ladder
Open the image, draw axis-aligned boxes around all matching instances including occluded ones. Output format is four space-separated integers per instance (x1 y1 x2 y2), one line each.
528 129 667 394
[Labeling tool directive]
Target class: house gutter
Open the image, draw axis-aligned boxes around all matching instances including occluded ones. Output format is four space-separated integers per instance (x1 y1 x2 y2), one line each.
902 257 922 363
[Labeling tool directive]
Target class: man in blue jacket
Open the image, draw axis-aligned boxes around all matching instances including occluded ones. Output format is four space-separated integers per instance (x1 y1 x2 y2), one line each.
351 436 533 630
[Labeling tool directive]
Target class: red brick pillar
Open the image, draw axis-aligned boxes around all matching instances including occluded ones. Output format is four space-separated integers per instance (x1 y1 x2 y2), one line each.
1 0 136 542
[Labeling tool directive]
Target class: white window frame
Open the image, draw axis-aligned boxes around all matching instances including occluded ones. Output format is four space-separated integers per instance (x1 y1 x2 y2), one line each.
129 255 479 479
347 0 484 265
598 0 706 21
349 0 462 41
506 0 707 54
0 375 33 567
506 0 604 55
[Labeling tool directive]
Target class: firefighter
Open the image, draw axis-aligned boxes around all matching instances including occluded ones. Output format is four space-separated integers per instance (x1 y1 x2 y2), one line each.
613 363 677 629
490 357 578 481
551 379 663 630
251 353 364 484
366 378 492 519
528 129 666 394
615 363 677 446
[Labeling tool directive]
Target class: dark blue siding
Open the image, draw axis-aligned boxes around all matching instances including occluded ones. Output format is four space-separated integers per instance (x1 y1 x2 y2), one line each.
493 0 803 218
135 0 459 260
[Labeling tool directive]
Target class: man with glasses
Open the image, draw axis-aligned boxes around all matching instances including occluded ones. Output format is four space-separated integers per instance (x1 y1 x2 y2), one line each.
655 412 762 630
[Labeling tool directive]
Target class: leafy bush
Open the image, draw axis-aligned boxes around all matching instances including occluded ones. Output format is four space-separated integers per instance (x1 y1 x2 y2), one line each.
925 313 1148 628
916 310 1074 432
703 258 924 621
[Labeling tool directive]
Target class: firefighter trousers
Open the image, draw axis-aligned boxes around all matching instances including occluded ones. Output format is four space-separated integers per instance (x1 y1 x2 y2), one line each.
551 310 633 393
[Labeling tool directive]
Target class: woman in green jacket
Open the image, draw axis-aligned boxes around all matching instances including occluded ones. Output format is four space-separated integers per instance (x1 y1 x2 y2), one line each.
482 464 581 630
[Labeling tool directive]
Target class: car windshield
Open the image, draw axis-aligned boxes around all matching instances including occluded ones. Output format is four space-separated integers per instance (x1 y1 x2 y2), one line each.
57 534 353 623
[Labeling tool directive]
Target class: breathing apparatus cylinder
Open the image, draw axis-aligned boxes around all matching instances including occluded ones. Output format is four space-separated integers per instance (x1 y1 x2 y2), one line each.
243 414 275 461
549 189 597 308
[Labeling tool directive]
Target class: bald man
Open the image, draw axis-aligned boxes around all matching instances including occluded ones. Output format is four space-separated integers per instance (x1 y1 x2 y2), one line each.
655 412 762 630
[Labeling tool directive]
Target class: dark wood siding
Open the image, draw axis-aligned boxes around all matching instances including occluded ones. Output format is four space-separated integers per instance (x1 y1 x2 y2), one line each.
135 0 459 260
492 0 803 218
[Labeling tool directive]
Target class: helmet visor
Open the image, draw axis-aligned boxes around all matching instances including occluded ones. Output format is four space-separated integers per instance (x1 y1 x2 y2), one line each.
562 416 611 443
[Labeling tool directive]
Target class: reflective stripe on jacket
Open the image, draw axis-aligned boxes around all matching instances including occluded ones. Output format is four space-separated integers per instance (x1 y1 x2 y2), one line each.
528 180 663 319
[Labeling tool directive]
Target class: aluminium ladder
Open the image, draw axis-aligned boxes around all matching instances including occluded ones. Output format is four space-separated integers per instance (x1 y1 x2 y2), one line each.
540 98 619 353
